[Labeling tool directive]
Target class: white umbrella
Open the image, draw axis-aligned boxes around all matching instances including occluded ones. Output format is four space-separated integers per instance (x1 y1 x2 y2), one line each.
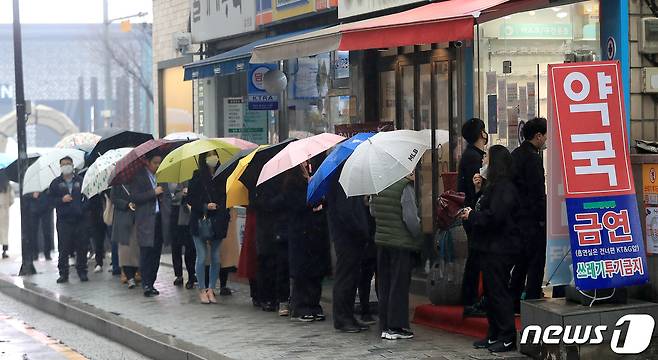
339 130 431 197
22 149 85 195
163 132 207 141
82 148 132 198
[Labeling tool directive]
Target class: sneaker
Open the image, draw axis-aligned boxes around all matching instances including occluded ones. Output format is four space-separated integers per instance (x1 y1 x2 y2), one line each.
488 340 516 353
384 329 413 340
314 313 326 322
79 273 89 282
361 314 377 325
151 288 160 295
219 287 232 296
278 303 290 317
94 265 102 273
127 278 136 289
335 324 360 333
262 302 276 312
292 315 315 322
473 338 497 349
381 331 388 339
56 276 68 284
173 277 184 287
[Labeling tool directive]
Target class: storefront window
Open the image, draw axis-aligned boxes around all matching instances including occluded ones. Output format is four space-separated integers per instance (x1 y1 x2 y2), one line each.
380 70 396 123
419 63 431 130
477 1 600 147
401 65 414 129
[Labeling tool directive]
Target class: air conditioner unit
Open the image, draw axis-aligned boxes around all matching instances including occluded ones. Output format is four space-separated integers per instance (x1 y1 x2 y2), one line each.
639 17 658 54
173 32 192 54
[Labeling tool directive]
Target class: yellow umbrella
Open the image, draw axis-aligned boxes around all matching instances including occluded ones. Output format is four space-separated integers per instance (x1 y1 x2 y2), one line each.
225 145 267 207
156 138 239 183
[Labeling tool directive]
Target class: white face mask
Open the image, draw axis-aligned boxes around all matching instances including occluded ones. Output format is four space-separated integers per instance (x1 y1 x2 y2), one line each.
479 164 488 179
61 164 74 176
205 156 219 168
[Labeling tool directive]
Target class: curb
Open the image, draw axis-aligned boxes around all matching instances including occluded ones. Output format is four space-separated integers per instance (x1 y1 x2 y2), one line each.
0 272 233 360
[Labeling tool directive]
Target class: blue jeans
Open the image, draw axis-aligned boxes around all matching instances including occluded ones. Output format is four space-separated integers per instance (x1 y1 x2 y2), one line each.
193 236 221 290
108 227 120 275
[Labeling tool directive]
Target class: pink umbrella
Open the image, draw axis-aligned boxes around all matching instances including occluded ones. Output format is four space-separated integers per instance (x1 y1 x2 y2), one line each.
257 133 345 186
217 137 259 150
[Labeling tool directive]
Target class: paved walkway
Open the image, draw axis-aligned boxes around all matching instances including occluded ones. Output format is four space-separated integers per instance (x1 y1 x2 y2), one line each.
0 254 528 360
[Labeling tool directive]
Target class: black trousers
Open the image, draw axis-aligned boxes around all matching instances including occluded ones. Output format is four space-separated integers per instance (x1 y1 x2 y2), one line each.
139 215 163 290
482 253 516 342
377 246 411 331
39 211 54 257
510 227 547 302
249 279 259 300
358 255 377 315
291 276 323 317
333 240 364 328
90 222 106 267
462 244 482 307
123 266 137 280
257 242 290 304
171 224 196 278
57 219 88 276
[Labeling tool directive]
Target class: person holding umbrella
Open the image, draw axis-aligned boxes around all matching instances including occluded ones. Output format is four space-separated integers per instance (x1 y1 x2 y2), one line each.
49 156 89 283
186 150 230 304
459 145 522 353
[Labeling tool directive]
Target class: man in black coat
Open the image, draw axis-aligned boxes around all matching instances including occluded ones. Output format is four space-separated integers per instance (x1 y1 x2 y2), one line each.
49 156 88 283
457 118 488 316
510 117 547 309
327 172 371 333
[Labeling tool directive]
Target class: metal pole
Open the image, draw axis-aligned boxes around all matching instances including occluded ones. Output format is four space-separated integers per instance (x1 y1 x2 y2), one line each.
103 0 112 127
12 0 35 276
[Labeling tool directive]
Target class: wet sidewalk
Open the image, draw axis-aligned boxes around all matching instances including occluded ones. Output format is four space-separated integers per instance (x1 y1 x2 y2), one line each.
0 254 528 360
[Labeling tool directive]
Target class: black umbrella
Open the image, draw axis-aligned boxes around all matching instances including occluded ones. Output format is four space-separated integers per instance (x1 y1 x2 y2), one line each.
86 129 153 167
3 153 40 183
239 138 297 190
212 149 254 181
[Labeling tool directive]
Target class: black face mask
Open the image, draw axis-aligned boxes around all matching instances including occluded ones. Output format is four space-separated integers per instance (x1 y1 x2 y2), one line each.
482 131 489 146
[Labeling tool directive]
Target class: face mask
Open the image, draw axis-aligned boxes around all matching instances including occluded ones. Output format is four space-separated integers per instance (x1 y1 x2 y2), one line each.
61 165 74 175
479 164 488 179
483 131 489 146
168 183 178 192
205 156 219 168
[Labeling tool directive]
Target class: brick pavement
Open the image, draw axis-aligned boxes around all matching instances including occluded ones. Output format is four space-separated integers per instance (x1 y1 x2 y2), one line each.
0 255 528 360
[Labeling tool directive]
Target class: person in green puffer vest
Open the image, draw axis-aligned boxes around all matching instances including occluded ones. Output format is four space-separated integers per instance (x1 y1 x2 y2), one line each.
370 172 421 340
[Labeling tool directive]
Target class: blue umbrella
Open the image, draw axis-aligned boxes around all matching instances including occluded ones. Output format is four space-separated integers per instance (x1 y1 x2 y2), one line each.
307 132 375 205
0 153 15 170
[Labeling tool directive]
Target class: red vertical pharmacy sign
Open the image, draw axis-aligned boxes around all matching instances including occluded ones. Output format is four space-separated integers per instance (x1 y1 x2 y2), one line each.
549 61 649 290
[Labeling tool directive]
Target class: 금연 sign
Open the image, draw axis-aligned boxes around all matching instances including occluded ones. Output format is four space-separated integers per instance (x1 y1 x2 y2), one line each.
248 63 279 111
549 61 649 291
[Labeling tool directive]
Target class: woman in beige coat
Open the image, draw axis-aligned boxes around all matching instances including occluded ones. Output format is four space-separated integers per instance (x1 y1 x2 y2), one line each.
0 173 15 259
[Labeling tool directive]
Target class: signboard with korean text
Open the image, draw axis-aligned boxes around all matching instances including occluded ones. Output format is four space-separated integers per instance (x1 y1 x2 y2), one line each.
549 61 649 290
338 0 425 19
191 0 256 42
272 0 315 21
642 164 658 254
248 63 279 111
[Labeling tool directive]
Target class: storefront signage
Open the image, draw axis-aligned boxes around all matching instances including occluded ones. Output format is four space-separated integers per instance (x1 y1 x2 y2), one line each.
248 63 279 110
549 61 649 290
487 95 497 134
191 0 256 43
527 82 536 119
499 23 572 40
338 0 425 19
224 97 268 144
334 51 349 79
642 164 658 254
272 0 315 21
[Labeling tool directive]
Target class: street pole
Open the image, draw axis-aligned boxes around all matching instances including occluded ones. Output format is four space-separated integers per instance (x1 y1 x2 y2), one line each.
103 0 112 128
12 0 35 276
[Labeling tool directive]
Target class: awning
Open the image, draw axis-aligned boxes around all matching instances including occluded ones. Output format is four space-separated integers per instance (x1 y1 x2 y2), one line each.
251 0 518 63
184 28 323 81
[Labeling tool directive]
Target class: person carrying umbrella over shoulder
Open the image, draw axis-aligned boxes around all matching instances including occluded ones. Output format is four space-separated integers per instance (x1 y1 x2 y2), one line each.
49 156 89 284
186 150 230 304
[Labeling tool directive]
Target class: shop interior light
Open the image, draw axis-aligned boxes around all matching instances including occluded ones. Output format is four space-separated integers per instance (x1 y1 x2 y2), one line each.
529 11 536 16
556 11 568 19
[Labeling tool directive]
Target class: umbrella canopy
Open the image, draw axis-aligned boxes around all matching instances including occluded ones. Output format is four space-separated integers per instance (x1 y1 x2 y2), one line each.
86 129 153 167
109 139 183 186
307 132 374 205
156 139 240 183
55 132 101 149
4 153 39 182
212 149 254 181
217 137 258 150
257 133 345 186
0 153 14 169
225 145 268 207
237 138 297 190
163 132 207 141
82 148 132 198
339 130 431 197
23 149 85 195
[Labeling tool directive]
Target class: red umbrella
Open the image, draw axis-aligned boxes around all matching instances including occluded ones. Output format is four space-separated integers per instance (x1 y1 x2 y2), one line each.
109 139 184 185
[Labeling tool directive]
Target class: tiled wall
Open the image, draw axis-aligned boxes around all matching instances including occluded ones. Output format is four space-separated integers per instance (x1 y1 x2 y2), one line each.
630 0 658 142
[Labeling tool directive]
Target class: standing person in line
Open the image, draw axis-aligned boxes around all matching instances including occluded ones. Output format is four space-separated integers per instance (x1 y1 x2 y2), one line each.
171 182 197 289
510 117 547 311
130 151 171 297
288 162 331 323
328 166 371 333
38 191 54 261
458 118 489 317
111 184 139 289
357 205 377 325
237 202 260 307
370 172 422 340
86 193 107 273
102 189 121 276
0 173 14 259
460 145 521 353
49 156 88 283
187 150 230 304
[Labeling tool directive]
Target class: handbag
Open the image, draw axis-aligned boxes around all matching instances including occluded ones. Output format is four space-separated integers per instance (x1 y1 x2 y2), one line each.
435 190 465 231
198 210 215 240
103 193 114 226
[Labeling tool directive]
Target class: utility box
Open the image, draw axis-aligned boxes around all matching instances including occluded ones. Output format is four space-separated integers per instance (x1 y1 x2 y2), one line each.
642 67 658 93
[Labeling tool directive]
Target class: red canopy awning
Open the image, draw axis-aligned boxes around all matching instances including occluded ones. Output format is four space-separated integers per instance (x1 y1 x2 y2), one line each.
339 0 512 50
